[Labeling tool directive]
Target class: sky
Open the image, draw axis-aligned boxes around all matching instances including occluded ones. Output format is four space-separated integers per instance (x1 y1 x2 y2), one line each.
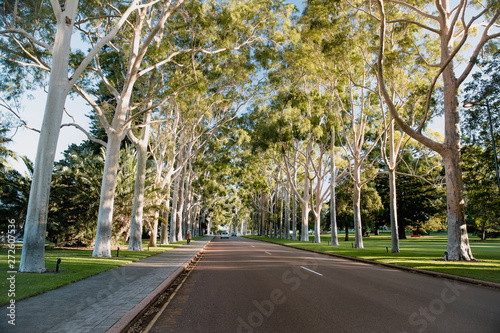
5 0 446 173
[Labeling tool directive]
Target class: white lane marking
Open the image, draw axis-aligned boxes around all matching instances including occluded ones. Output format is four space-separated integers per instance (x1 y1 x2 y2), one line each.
251 245 255 248
300 266 323 276
265 251 272 255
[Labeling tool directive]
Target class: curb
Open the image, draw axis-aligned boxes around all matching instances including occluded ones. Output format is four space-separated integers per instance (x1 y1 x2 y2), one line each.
247 237 500 291
107 237 214 333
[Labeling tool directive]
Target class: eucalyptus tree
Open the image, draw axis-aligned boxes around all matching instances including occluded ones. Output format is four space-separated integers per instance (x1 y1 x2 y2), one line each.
376 28 436 252
277 86 338 243
93 0 293 255
127 78 155 251
1 0 158 272
375 0 500 260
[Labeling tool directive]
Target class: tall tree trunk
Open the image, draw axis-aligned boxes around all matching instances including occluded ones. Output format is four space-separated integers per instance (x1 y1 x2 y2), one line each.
292 191 297 241
93 131 123 257
443 151 474 260
313 213 321 243
330 136 339 246
170 174 180 243
279 188 283 238
285 188 290 239
441 44 474 261
19 1 78 273
160 201 169 244
353 161 364 249
128 111 151 251
388 118 399 253
300 173 310 242
260 193 266 236
389 168 399 253
176 164 187 241
149 211 158 248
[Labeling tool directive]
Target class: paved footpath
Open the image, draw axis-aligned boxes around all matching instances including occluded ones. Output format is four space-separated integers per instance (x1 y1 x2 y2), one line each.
1 236 213 333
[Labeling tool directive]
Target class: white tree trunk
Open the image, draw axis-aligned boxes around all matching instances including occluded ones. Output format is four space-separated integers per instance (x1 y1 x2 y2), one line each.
388 118 399 253
285 188 290 239
19 0 78 273
389 168 399 253
128 111 151 251
149 210 158 248
93 132 123 257
300 173 310 242
176 165 187 241
128 140 147 251
292 160 298 241
313 213 321 243
160 199 170 244
170 174 180 242
353 161 364 249
330 135 339 246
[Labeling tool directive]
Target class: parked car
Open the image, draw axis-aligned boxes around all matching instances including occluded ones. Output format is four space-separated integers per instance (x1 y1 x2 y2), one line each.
231 232 237 237
220 232 229 239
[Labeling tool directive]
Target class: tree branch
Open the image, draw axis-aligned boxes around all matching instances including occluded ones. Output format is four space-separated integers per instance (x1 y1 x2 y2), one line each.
60 123 107 147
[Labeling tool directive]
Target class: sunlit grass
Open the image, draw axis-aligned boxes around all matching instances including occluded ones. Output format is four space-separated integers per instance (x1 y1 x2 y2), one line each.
0 237 204 305
246 232 500 284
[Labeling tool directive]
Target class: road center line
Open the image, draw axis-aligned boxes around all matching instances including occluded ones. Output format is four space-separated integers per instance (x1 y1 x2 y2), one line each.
264 251 272 255
300 266 323 276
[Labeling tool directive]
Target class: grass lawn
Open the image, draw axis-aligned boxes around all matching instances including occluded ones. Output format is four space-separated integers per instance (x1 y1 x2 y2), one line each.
0 237 203 305
245 232 500 285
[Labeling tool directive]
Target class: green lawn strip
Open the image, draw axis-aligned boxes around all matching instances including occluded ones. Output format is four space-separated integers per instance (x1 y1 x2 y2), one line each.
245 233 500 285
0 236 204 305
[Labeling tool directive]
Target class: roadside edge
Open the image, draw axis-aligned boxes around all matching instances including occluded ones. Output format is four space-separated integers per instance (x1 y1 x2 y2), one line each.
107 236 214 333
246 236 500 291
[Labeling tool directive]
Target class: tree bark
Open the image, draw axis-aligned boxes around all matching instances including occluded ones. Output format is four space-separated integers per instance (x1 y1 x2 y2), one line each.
160 199 170 244
300 167 311 242
441 37 474 261
19 0 78 273
443 150 474 260
170 174 180 242
388 119 399 253
93 131 123 257
128 110 151 251
353 160 364 248
175 163 187 241
330 134 339 246
389 168 399 253
285 188 290 239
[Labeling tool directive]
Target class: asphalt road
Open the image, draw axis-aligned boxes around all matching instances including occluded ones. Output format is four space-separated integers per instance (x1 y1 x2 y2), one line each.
147 237 500 333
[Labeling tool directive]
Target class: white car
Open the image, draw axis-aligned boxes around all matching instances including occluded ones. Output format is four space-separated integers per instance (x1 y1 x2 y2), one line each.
220 232 229 239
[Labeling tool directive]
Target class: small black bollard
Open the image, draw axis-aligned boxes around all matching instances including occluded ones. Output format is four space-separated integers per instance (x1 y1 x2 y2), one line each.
444 251 448 261
351 242 353 248
56 258 62 273
116 247 120 257
386 246 389 253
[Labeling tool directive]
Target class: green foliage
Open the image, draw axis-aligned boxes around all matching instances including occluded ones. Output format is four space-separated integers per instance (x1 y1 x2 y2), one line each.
332 177 383 233
462 144 500 239
462 52 500 239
